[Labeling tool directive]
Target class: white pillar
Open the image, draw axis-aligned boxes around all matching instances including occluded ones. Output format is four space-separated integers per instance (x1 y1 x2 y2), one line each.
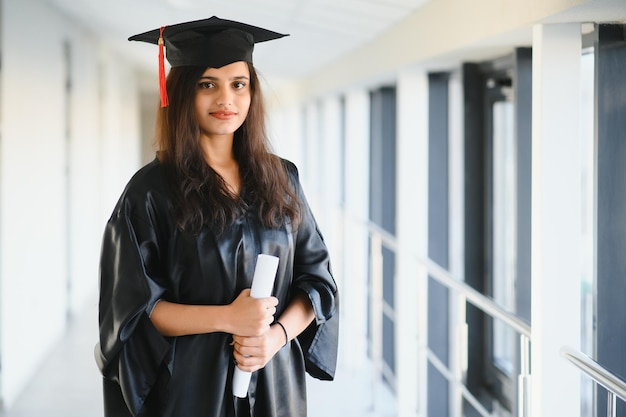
341 90 371 371
448 70 466 417
395 69 429 417
0 1 68 405
67 38 102 315
301 101 322 213
266 82 305 171
319 96 343 254
531 23 582 417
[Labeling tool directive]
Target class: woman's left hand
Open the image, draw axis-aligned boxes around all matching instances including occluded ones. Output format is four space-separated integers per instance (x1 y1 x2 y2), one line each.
232 323 286 372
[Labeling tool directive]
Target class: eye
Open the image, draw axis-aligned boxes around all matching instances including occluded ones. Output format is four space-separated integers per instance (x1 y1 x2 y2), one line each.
233 81 247 89
198 81 215 89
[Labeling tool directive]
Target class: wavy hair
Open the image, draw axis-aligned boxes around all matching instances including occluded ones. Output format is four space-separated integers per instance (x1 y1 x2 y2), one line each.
155 64 301 234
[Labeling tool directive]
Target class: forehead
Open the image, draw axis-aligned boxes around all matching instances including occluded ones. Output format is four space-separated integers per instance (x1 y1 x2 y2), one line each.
200 61 250 78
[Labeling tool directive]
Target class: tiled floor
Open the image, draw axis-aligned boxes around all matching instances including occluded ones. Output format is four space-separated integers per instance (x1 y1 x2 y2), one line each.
0 299 395 417
0 299 103 417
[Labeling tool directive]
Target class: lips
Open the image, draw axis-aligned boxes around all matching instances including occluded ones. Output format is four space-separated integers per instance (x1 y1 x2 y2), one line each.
210 110 237 120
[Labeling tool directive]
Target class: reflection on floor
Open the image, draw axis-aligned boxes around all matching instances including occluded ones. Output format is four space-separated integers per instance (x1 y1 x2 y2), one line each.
0 299 103 417
0 299 395 417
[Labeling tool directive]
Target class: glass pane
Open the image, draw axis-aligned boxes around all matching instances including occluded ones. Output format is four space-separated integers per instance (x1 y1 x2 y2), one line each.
492 100 516 377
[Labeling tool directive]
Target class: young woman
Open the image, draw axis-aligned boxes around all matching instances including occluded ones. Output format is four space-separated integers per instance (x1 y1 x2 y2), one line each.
95 16 339 417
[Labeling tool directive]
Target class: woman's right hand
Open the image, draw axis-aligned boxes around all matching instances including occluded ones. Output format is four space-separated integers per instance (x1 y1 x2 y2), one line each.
227 289 278 337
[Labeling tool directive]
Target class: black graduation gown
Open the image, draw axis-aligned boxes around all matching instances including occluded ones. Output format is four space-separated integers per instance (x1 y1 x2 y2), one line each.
95 158 339 417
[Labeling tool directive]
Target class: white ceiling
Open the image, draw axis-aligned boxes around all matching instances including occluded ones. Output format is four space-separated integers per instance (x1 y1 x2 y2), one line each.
42 0 430 81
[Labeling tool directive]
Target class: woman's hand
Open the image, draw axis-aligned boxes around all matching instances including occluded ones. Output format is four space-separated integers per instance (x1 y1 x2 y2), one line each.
227 289 279 337
230 289 314 372
232 324 286 372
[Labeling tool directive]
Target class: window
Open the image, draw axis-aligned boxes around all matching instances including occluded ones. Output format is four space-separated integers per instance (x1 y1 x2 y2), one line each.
463 48 532 414
369 86 397 389
491 99 516 378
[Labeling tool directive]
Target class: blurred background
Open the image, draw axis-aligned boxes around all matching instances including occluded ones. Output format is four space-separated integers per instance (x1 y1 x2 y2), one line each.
0 0 625 416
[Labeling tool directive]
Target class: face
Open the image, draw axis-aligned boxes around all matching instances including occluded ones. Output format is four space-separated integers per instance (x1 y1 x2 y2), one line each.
194 61 251 142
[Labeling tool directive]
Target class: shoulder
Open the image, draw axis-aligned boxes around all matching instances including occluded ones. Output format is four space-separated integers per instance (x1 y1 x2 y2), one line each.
122 158 170 198
126 158 167 189
278 157 300 181
109 158 172 219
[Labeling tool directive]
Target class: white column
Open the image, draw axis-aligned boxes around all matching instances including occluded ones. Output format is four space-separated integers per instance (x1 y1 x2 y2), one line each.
301 101 322 214
341 90 371 371
68 32 104 315
531 23 582 417
319 96 343 255
448 70 466 417
396 69 429 417
99 47 142 219
265 82 305 170
0 1 69 405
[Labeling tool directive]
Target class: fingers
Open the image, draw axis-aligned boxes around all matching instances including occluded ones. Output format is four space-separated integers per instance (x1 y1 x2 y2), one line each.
234 357 262 373
232 334 265 347
232 345 270 372
232 334 276 372
249 303 276 335
230 291 279 336
257 297 278 320
233 343 264 360
238 289 278 305
258 297 278 329
265 296 279 308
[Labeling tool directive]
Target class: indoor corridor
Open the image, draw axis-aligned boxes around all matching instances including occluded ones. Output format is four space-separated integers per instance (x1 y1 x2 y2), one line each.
1 1 626 416
0 297 395 417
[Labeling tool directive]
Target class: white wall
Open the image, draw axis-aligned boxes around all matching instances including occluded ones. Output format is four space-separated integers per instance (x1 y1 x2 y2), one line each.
340 90 371 372
0 0 142 407
1 0 67 405
266 81 305 170
67 28 102 315
395 69 429 417
296 0 606 99
531 23 583 417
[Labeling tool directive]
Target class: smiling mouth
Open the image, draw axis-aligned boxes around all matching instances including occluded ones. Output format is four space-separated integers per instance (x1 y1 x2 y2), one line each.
210 110 237 120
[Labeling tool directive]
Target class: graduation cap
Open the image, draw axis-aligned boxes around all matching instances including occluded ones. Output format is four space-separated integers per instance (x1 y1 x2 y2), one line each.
129 16 288 107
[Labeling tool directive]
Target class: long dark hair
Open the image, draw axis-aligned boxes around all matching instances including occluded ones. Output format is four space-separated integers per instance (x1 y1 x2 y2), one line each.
155 63 301 234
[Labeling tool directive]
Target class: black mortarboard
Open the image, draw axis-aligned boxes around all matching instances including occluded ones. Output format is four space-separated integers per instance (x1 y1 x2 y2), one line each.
128 16 288 107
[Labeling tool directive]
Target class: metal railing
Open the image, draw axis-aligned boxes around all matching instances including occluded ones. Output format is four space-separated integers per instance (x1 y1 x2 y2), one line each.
561 346 626 417
365 219 532 417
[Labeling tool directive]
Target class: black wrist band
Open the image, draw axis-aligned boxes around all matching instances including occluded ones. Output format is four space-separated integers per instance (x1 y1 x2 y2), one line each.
275 321 288 347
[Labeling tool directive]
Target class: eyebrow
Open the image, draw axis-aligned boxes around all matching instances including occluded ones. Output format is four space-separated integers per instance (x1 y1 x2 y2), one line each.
199 75 250 81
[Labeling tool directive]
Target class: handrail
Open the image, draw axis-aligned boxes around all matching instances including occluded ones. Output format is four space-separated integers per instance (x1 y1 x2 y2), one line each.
561 346 626 402
365 217 532 416
366 220 531 338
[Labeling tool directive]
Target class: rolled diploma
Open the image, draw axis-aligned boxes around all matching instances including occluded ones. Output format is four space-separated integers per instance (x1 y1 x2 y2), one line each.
232 254 279 398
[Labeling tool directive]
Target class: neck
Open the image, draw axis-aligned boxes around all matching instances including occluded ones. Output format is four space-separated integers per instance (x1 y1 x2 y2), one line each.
200 134 235 169
200 133 241 195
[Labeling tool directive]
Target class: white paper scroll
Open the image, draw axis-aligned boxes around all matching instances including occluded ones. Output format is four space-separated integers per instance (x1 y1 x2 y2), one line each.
232 254 279 398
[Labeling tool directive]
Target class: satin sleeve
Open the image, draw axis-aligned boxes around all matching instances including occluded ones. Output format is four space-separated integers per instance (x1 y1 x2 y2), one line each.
286 161 340 381
95 192 171 416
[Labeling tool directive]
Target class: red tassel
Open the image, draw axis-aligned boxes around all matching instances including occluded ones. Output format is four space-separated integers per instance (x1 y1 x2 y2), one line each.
158 26 169 108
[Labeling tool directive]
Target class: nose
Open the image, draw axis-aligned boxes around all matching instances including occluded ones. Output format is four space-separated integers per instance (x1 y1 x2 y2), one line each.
216 87 232 107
